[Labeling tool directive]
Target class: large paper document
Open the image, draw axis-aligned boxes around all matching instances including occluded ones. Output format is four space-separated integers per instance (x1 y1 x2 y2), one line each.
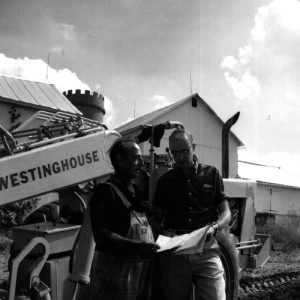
156 225 210 255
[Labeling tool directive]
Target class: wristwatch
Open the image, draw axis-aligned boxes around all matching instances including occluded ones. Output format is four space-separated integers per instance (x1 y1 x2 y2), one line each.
211 223 219 237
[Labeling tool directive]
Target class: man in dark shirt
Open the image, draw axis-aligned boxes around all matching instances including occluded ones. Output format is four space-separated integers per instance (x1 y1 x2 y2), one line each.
89 137 159 300
153 129 231 300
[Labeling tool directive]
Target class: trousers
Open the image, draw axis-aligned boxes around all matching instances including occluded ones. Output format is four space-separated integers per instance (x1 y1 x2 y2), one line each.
90 252 153 300
159 240 226 300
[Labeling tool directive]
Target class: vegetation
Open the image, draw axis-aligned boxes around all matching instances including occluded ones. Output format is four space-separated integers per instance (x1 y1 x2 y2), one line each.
0 198 38 253
0 236 12 253
256 209 300 253
0 198 38 231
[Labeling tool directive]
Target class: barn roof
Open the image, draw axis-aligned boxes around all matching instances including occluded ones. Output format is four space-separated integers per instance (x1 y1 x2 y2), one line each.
0 74 82 115
116 93 243 146
238 160 300 190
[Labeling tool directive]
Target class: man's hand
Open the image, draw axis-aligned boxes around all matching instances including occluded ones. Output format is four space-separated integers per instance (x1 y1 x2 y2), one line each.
205 224 218 242
137 242 160 258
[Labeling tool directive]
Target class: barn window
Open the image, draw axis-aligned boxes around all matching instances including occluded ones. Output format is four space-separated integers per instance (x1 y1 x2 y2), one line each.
192 97 197 107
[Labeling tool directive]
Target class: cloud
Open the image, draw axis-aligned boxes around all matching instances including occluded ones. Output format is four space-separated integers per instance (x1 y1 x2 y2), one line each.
0 53 89 92
95 83 102 91
147 95 173 110
251 0 300 44
103 96 117 129
221 0 300 102
0 53 117 129
51 23 76 41
223 69 259 100
221 0 300 150
221 44 259 101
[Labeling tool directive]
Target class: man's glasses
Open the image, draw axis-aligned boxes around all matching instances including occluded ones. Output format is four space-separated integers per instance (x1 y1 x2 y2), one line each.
169 145 192 157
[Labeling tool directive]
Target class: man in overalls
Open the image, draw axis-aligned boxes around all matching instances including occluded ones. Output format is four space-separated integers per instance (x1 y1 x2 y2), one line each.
153 129 231 300
89 137 159 300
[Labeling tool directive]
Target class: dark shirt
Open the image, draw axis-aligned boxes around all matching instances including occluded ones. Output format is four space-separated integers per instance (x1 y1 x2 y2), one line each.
89 176 149 253
153 164 228 232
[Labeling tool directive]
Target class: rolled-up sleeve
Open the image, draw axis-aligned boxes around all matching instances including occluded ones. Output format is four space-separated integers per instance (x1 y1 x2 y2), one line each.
214 168 228 206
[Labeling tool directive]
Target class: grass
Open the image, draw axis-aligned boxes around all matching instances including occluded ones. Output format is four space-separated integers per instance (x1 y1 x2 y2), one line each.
0 234 12 254
256 210 300 253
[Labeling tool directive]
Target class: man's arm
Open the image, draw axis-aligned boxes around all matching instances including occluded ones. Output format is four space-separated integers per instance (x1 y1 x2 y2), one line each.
206 168 232 239
215 199 231 231
214 167 231 231
206 200 231 240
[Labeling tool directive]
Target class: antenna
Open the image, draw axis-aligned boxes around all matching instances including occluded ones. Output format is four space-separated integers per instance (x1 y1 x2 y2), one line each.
190 72 193 94
46 51 51 81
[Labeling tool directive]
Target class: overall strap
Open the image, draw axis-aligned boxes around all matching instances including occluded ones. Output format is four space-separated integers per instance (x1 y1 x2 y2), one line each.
105 182 132 209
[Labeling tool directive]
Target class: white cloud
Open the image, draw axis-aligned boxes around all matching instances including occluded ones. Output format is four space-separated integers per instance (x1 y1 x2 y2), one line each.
103 96 116 129
0 53 118 129
251 0 300 43
0 53 89 92
52 23 76 41
223 70 259 100
95 83 102 91
221 56 238 71
251 5 268 43
147 95 173 110
221 44 260 100
222 0 300 174
48 68 90 92
221 0 300 102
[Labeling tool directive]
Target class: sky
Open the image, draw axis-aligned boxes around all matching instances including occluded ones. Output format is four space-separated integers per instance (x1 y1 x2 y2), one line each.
1 0 300 177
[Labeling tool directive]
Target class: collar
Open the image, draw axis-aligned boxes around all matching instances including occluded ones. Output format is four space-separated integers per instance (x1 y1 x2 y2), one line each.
109 175 135 195
175 154 199 177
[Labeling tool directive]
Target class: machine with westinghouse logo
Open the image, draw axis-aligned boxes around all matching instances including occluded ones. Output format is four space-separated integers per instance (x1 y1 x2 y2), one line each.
0 111 270 300
0 113 120 300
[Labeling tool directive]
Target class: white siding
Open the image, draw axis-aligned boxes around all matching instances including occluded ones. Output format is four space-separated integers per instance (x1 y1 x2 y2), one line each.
255 184 300 214
139 99 239 177
0 102 36 131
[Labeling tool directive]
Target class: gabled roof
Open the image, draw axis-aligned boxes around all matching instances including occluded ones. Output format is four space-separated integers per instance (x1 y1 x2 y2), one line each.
116 93 243 146
238 160 300 190
0 74 82 115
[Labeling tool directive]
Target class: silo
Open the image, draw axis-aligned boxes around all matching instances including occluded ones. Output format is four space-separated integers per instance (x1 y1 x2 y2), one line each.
63 89 105 123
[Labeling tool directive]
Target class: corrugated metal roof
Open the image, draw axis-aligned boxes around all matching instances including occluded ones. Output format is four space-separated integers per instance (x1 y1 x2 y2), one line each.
116 93 243 146
238 160 300 189
0 75 82 114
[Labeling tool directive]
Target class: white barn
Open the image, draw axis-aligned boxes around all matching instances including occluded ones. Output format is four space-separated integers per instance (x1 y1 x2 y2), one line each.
116 93 243 178
238 161 300 215
117 93 300 217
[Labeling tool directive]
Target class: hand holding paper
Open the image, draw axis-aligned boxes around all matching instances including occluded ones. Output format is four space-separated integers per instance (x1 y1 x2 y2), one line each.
156 225 210 255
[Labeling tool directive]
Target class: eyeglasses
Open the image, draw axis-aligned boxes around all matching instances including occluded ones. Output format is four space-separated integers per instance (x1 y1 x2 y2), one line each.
169 145 192 157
